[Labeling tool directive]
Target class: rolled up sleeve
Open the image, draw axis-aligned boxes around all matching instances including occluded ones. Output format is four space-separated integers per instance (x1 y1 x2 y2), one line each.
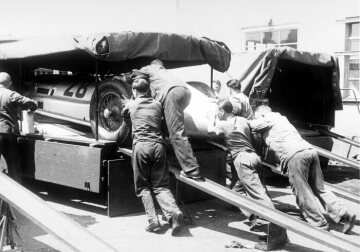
10 92 37 111
249 118 271 132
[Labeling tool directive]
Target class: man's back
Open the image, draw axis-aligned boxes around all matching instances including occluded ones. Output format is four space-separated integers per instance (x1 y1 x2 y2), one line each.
250 112 311 168
215 116 254 159
229 93 253 119
140 64 187 103
0 87 23 133
127 96 164 145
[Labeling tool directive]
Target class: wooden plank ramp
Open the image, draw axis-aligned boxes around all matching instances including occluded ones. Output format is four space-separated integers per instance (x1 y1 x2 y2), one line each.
206 141 360 203
169 167 359 252
0 173 118 252
118 147 360 252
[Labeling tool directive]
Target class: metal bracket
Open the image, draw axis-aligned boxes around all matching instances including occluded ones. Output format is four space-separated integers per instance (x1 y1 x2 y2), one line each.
254 222 288 251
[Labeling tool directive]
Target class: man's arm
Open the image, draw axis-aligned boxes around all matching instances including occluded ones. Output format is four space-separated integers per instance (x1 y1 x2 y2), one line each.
249 117 271 132
121 99 134 120
10 92 37 111
131 68 150 80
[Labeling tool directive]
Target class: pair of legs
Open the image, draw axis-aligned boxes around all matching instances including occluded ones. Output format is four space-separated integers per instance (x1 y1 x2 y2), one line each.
287 149 348 228
233 151 274 209
132 141 182 227
0 134 22 183
163 87 200 174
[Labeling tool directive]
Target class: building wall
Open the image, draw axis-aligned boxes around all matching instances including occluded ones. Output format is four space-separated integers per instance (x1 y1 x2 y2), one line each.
175 0 359 91
176 0 359 53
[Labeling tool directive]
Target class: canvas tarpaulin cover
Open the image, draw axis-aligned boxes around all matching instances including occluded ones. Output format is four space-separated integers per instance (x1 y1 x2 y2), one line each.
0 32 231 73
229 47 342 127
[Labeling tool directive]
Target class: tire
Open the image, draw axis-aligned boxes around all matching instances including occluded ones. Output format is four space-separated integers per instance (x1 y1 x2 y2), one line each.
90 78 132 145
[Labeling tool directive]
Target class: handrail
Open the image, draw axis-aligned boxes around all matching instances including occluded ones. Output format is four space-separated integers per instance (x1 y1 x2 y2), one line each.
261 161 360 204
317 129 360 148
340 88 360 114
312 145 360 170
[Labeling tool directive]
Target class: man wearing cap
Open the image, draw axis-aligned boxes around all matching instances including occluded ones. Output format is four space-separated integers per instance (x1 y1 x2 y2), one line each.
227 79 253 120
208 100 274 210
0 72 37 182
136 59 202 180
225 79 254 193
250 105 356 233
122 78 183 235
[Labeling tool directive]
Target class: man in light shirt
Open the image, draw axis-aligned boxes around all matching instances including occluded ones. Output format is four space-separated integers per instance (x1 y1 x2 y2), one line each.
250 105 355 233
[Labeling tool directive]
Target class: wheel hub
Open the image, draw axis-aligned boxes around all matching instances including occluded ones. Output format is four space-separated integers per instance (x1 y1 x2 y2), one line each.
99 92 124 132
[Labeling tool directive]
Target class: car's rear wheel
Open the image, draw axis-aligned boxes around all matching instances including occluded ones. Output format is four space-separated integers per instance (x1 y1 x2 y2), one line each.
90 78 132 145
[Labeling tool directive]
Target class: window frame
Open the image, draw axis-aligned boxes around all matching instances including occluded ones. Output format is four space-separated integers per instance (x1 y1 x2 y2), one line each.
342 17 360 102
241 23 300 52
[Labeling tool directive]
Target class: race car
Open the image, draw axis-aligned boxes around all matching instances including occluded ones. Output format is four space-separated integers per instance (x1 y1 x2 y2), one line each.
0 32 231 144
0 32 345 157
26 72 219 144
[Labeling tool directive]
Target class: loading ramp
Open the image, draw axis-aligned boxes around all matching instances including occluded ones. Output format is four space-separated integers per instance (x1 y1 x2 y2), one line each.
118 147 360 252
0 173 118 252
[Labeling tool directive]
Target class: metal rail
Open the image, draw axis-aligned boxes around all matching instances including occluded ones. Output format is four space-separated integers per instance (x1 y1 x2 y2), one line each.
261 161 360 204
317 129 360 148
325 183 360 204
341 88 360 115
312 145 360 170
0 173 118 252
169 167 359 252
201 142 360 204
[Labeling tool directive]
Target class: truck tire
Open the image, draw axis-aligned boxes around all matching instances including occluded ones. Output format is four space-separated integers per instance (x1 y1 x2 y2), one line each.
90 78 132 144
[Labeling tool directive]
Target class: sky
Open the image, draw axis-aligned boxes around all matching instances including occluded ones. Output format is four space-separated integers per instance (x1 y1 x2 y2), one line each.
0 0 178 37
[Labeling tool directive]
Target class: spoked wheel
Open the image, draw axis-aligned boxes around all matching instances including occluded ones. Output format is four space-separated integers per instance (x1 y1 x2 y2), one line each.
90 78 132 144
99 91 123 132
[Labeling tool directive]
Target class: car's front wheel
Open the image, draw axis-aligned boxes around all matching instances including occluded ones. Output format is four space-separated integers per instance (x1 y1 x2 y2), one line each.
89 78 132 145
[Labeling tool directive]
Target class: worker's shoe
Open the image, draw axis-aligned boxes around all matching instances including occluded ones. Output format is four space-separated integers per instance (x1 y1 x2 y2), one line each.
145 221 162 233
318 223 330 232
171 211 183 236
180 169 204 181
341 210 356 234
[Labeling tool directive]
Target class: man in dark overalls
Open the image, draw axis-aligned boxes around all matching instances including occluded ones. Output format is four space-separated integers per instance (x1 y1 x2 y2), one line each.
0 72 37 183
139 60 202 180
123 78 183 235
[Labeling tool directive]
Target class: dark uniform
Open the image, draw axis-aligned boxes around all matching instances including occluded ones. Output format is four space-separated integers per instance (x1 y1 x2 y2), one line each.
213 116 273 208
125 95 181 226
139 64 200 174
0 86 37 182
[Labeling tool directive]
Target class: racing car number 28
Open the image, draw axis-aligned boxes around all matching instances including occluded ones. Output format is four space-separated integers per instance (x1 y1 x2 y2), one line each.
63 83 90 99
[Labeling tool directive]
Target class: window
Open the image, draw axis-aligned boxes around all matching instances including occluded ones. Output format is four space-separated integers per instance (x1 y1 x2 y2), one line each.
342 19 360 102
243 26 298 51
348 22 359 51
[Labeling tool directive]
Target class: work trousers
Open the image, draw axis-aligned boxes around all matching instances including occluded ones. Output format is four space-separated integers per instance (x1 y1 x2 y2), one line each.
233 151 274 209
163 87 199 173
132 141 180 224
0 134 22 183
287 149 346 227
